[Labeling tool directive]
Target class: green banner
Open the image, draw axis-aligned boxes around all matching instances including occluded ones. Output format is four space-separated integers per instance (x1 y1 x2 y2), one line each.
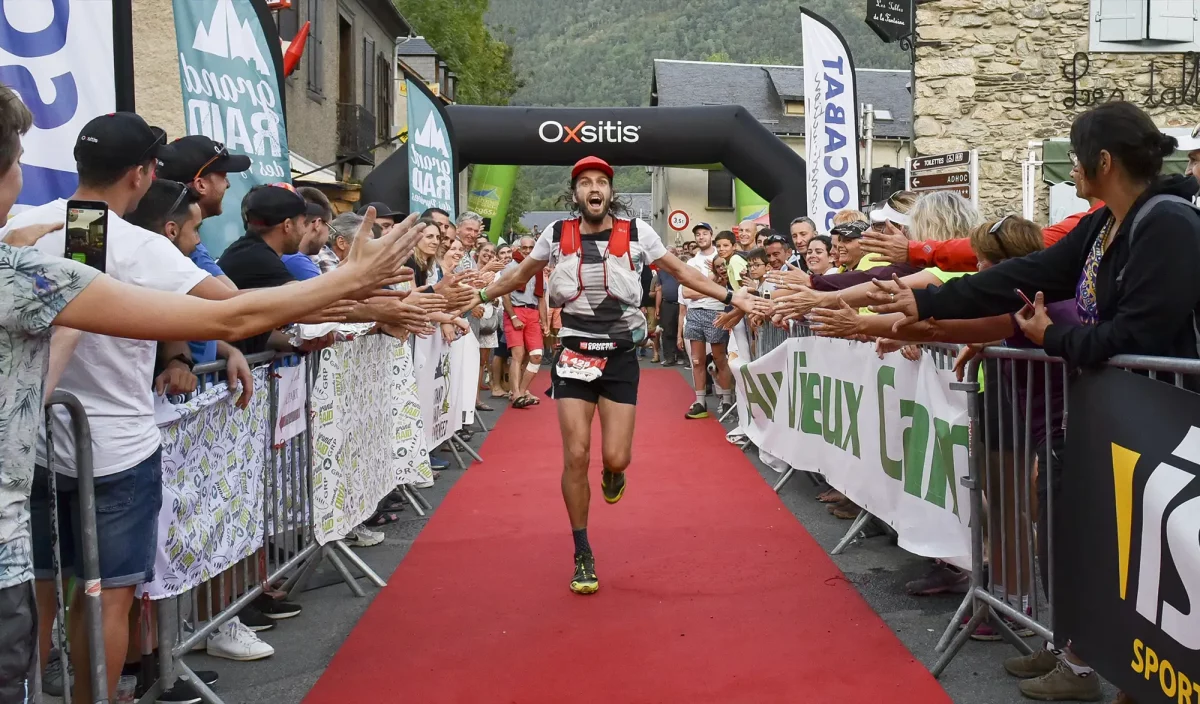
1042 138 1188 185
173 0 291 257
468 164 519 240
735 179 769 222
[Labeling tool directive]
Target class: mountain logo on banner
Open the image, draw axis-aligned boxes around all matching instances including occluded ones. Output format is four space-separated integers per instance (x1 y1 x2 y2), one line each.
1111 430 1200 650
193 0 269 76
414 112 449 158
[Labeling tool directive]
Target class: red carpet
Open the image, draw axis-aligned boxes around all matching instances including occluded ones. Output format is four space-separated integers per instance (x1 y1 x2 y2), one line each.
305 369 951 704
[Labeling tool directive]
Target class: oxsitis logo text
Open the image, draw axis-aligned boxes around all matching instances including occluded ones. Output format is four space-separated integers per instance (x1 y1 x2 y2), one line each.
538 120 639 144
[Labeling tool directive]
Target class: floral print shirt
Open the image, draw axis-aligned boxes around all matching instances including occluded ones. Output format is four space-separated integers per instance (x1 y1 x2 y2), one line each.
0 243 98 589
1076 217 1115 327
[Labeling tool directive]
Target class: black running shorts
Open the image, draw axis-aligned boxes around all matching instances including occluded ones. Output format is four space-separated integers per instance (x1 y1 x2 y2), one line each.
550 339 640 406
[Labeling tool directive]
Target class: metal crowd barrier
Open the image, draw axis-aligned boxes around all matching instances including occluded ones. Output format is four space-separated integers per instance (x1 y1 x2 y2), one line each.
931 346 1200 678
36 391 107 704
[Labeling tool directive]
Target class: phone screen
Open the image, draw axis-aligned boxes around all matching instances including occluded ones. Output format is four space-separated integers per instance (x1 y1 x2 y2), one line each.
64 201 108 272
1014 288 1034 309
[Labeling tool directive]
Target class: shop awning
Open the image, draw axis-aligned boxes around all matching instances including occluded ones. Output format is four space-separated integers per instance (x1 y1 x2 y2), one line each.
1042 135 1190 185
290 151 340 185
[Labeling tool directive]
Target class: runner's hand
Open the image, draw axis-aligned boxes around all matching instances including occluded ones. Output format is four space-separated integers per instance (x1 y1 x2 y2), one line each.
731 287 771 316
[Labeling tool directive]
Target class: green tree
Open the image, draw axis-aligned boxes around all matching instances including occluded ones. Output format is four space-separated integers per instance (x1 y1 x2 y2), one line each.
394 0 522 106
705 51 732 62
502 167 533 233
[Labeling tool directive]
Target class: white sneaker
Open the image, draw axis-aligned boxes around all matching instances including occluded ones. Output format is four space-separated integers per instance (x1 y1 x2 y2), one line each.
344 524 384 547
414 479 434 489
205 617 275 661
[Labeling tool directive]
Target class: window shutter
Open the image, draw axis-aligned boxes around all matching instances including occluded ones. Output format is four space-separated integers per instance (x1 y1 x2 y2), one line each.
277 6 298 39
1148 0 1196 41
707 169 734 209
305 0 322 93
1097 0 1148 42
363 38 375 111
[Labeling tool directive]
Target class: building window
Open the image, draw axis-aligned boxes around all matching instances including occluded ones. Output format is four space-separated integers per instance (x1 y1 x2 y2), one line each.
707 169 734 210
784 100 805 116
277 5 298 39
305 0 323 96
362 37 375 117
376 52 393 141
1089 0 1200 52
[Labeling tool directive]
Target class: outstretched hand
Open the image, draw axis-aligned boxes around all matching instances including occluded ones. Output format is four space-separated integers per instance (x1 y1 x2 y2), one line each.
864 275 919 331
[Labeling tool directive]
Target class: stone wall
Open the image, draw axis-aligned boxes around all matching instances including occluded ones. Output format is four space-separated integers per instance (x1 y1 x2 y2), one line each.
914 0 1200 219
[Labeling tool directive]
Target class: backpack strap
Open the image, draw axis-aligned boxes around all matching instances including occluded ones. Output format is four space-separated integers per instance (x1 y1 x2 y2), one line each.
558 218 581 256
1120 193 1200 356
609 217 634 268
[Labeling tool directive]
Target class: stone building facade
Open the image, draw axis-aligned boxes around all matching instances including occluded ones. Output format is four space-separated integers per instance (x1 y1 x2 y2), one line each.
914 0 1200 218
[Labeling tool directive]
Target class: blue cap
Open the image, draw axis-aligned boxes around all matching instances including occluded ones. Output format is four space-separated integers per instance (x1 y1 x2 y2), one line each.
692 222 713 233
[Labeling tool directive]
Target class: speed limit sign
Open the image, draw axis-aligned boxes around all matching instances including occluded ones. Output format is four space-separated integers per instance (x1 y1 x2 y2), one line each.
668 210 690 231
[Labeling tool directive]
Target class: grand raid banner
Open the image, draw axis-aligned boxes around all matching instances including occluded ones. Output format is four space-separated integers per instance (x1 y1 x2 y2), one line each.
172 0 291 256
801 9 860 231
732 336 972 565
1056 369 1200 704
406 77 456 218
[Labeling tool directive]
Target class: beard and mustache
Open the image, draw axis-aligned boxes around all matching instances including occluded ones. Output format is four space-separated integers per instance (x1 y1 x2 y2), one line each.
575 187 612 225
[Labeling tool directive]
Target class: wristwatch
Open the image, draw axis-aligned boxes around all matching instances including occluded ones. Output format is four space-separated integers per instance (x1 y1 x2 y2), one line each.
723 290 734 306
165 354 192 369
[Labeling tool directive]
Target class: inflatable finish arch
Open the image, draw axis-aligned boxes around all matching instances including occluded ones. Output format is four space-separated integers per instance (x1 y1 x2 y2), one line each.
444 105 808 232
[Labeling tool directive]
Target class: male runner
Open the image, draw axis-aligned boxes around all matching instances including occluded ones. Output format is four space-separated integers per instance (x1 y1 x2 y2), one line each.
477 156 767 594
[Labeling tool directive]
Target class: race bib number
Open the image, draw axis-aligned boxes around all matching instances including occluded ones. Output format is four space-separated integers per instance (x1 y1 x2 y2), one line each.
556 348 607 383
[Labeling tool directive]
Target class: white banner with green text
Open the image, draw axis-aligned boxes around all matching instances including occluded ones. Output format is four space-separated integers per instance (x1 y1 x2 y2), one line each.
731 336 972 567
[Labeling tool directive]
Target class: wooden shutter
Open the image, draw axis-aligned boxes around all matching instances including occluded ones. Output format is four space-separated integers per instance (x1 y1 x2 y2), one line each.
363 37 375 112
1149 0 1197 41
305 0 322 93
1097 0 1148 42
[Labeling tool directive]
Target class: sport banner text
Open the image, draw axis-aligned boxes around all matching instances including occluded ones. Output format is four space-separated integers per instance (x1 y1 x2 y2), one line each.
732 336 972 565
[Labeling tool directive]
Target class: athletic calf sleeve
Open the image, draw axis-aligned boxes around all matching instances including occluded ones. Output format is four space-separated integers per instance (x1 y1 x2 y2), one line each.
526 361 541 373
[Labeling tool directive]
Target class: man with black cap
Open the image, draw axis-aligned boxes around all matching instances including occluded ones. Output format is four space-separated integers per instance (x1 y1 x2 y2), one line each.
476 156 768 595
357 201 403 230
158 135 252 288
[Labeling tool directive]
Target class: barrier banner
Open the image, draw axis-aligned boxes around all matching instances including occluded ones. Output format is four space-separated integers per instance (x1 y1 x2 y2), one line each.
274 359 306 445
1056 369 1200 704
311 336 428 544
414 334 468 448
142 368 270 599
731 336 972 565
3 0 118 212
172 0 291 257
452 333 481 428
801 9 861 232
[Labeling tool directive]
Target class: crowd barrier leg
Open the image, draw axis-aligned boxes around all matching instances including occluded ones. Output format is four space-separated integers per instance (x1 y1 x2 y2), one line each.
403 485 432 515
451 432 483 464
830 510 876 556
771 467 795 493
43 391 109 704
331 541 387 588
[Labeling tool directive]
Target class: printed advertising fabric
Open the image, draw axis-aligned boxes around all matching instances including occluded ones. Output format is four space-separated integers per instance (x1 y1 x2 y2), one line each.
467 164 519 240
731 336 972 565
414 334 469 448
1056 369 1200 704
406 77 456 219
311 336 430 544
172 0 291 257
3 0 117 212
801 10 860 232
142 368 270 599
274 359 307 445
734 179 769 223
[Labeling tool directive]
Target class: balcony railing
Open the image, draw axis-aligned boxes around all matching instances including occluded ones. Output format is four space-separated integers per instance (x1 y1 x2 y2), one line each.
336 103 377 166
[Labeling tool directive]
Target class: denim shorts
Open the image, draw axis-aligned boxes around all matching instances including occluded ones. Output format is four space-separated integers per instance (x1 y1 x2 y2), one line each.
30 449 163 589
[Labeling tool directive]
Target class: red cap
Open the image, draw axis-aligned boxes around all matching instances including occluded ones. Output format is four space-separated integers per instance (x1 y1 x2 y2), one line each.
571 155 614 181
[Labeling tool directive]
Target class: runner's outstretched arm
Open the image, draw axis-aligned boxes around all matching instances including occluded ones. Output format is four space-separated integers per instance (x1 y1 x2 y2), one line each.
480 256 548 302
655 252 769 317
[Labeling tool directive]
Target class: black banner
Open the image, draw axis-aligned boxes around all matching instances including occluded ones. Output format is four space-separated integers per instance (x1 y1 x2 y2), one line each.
865 0 911 44
1057 368 1200 704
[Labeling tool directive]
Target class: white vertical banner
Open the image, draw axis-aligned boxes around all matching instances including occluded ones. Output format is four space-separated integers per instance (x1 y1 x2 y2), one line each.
414 333 466 448
802 9 860 232
273 359 307 446
2 0 117 213
451 333 480 428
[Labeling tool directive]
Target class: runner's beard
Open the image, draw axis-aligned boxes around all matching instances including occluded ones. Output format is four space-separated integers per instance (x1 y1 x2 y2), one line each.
579 192 611 226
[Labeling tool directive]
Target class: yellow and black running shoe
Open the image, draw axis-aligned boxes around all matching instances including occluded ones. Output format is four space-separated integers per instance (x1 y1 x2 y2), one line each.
570 551 598 594
601 470 626 504
685 401 709 419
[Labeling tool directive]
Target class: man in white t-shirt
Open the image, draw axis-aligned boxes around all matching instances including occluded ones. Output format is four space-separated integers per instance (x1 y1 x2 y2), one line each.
681 223 735 420
0 112 236 697
475 156 768 595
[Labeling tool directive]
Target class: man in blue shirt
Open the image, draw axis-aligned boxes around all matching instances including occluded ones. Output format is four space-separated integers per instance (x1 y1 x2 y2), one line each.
281 187 333 281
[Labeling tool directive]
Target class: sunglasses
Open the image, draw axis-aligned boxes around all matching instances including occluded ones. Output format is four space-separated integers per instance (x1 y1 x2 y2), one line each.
194 142 230 180
989 214 1013 259
166 180 196 218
